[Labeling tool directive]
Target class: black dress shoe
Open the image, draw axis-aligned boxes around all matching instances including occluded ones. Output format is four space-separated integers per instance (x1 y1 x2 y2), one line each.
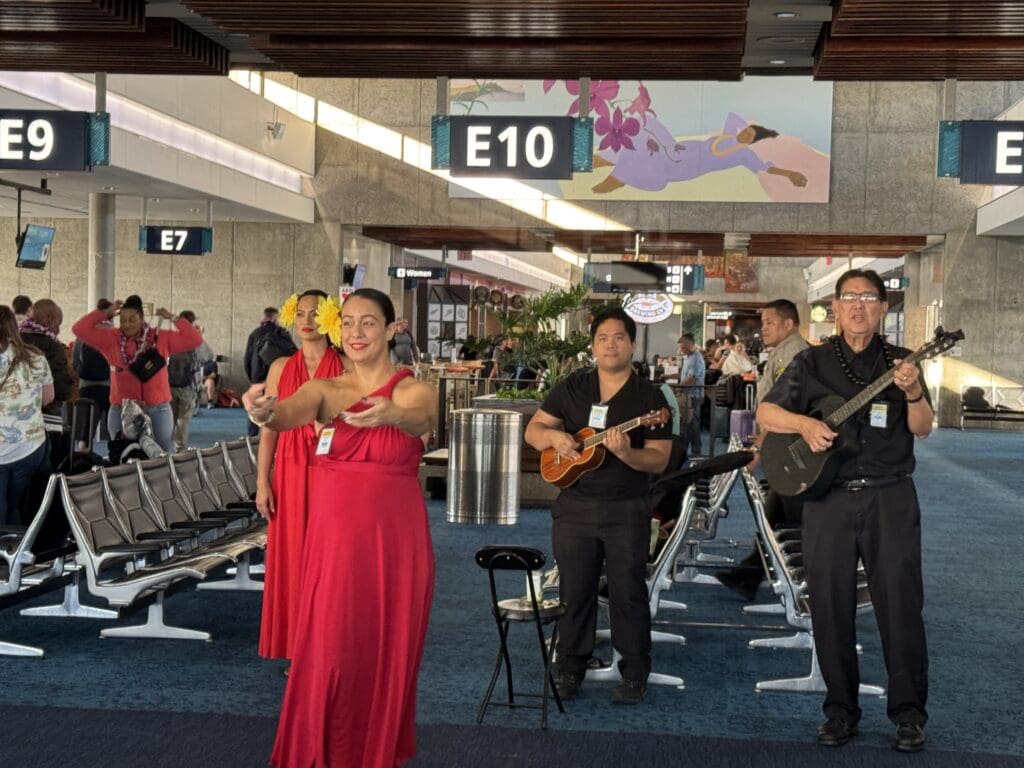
554 671 583 700
714 569 760 601
893 723 925 752
817 718 858 746
611 678 647 705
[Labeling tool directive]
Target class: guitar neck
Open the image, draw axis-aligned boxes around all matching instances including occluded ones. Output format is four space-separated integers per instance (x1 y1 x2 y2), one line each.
579 416 645 449
825 348 923 428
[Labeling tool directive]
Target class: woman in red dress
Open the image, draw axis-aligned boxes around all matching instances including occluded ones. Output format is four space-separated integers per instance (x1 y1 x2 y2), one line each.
244 288 437 768
256 290 346 661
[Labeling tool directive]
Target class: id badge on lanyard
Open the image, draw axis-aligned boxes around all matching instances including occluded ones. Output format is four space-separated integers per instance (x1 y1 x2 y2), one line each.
315 427 336 455
588 404 609 429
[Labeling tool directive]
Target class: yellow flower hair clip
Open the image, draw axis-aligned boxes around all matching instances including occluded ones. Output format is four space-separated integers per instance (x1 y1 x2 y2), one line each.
278 293 299 328
314 295 343 347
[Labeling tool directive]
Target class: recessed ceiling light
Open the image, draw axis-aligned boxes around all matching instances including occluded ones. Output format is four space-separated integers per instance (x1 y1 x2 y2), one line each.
770 59 787 65
151 197 160 202
774 11 797 18
102 185 116 191
189 207 201 212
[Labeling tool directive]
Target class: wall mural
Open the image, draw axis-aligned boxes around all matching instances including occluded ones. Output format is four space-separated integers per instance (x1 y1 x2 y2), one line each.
448 77 832 203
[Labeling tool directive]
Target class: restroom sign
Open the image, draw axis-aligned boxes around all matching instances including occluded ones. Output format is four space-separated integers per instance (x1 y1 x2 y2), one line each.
448 116 574 179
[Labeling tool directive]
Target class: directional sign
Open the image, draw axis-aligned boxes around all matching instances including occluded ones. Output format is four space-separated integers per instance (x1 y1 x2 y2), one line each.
139 226 213 255
387 266 447 280
0 110 108 170
665 264 705 294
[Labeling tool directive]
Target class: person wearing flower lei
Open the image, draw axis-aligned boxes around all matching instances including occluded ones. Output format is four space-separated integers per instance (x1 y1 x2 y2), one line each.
256 290 347 665
71 294 202 452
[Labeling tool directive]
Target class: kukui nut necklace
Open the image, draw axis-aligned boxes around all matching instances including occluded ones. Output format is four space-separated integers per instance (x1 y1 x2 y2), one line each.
830 334 894 387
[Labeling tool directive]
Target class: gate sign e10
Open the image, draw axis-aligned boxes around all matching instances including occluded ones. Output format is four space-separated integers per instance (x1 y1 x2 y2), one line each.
0 110 97 171
448 116 574 179
140 226 213 255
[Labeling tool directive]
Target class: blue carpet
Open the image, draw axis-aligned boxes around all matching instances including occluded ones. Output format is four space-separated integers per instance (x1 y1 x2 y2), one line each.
0 424 1021 766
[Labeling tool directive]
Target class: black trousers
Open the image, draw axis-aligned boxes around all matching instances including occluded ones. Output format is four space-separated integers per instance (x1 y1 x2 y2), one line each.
803 478 928 726
551 494 651 681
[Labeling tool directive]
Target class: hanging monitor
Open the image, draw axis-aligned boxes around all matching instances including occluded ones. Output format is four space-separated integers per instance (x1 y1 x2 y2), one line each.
584 261 667 293
15 223 55 270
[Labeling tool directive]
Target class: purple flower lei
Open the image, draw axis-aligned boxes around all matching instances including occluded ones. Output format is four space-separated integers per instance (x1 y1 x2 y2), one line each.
18 317 60 343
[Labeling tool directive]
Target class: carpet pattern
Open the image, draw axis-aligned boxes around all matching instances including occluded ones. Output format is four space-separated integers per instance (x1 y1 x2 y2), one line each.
0 415 1020 766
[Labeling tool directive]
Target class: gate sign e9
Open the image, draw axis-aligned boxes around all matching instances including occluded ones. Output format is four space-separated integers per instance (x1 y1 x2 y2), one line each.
0 110 92 171
448 116 574 179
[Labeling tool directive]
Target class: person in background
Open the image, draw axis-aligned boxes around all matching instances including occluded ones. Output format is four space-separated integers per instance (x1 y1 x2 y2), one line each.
167 310 206 451
244 288 437 768
720 339 755 377
677 333 705 457
0 306 53 525
12 295 32 327
526 307 671 706
709 334 738 371
72 295 202 453
19 299 73 417
757 270 932 753
715 298 809 600
245 307 298 437
390 317 419 366
72 298 114 444
256 290 345 664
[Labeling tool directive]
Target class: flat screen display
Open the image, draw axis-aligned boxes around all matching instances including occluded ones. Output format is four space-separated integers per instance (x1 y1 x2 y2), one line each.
584 261 667 293
15 224 55 270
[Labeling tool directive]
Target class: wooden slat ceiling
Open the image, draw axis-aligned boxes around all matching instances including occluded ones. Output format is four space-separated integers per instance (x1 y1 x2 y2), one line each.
0 0 144 32
553 231 725 258
816 0 1024 80
361 226 551 253
747 234 928 259
182 0 749 80
0 18 230 75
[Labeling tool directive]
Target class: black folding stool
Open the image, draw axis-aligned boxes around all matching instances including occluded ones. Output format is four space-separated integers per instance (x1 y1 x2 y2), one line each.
474 545 566 729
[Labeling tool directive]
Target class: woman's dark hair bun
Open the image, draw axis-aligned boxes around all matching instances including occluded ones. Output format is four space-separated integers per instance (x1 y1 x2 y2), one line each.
123 295 144 311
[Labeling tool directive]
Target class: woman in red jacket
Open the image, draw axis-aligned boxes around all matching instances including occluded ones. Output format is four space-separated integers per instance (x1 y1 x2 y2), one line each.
72 295 202 453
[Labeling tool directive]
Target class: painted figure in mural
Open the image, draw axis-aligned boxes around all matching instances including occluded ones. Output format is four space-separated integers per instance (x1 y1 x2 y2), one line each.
592 112 808 194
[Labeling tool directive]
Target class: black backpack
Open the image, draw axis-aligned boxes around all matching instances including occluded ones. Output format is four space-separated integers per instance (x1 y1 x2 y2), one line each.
76 342 110 382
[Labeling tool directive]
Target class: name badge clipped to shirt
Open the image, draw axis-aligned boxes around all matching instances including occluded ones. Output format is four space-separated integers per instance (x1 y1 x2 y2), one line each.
315 427 336 455
588 404 609 430
869 402 889 429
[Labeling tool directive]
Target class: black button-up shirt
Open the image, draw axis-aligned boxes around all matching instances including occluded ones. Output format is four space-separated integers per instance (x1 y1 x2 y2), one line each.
763 335 929 481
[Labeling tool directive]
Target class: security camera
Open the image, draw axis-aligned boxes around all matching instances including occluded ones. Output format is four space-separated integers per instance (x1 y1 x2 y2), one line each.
267 122 286 140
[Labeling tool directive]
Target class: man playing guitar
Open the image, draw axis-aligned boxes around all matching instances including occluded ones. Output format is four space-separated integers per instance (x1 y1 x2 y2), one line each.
525 307 671 705
756 269 932 753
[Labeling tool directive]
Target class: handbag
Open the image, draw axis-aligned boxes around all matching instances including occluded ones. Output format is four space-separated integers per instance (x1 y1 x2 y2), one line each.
128 346 166 382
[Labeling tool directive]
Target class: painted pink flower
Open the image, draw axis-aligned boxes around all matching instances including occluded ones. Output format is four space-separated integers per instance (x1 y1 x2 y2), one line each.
549 79 620 117
595 107 640 152
626 82 656 125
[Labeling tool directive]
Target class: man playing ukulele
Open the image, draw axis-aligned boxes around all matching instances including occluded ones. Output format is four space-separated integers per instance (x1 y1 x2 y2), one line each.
525 307 671 705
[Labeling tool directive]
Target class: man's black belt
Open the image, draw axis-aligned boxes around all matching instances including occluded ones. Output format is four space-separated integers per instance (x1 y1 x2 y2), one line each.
834 475 909 491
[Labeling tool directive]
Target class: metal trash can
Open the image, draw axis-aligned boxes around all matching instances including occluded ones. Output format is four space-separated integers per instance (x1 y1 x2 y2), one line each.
447 408 522 524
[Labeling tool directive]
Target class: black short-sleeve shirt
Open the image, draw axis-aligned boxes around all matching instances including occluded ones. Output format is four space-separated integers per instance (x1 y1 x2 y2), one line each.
540 368 671 500
762 335 931 480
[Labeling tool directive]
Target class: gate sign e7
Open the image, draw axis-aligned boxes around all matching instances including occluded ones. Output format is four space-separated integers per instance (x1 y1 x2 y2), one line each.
448 116 574 179
140 226 213 255
0 110 101 171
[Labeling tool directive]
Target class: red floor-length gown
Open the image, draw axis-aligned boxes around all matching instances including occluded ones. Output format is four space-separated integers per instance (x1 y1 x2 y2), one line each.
271 369 434 768
258 348 344 659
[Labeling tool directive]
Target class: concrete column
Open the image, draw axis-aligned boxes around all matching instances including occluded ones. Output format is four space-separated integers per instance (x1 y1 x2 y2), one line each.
88 192 116 307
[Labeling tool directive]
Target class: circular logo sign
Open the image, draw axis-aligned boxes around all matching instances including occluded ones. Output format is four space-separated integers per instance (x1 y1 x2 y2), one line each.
623 293 674 324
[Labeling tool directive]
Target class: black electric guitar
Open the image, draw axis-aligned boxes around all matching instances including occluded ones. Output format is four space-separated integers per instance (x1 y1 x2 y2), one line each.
762 327 964 500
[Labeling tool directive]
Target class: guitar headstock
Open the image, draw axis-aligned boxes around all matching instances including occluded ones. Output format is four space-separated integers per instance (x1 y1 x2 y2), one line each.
640 407 670 427
917 326 965 361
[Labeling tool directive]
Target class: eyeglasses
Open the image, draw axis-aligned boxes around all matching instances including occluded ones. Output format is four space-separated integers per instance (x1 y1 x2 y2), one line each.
837 292 881 303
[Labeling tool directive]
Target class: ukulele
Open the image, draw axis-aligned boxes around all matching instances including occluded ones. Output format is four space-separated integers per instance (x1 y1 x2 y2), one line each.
761 326 964 500
540 407 670 489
